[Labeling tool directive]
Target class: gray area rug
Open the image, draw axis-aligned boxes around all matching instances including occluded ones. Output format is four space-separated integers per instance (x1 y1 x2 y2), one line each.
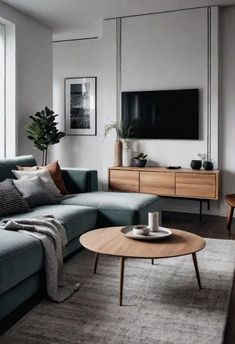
1 238 235 344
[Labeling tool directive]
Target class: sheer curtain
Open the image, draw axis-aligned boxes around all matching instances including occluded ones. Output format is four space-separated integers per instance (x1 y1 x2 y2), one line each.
0 23 5 158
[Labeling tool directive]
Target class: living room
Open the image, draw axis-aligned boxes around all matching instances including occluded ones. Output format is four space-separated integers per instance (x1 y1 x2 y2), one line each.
0 0 235 343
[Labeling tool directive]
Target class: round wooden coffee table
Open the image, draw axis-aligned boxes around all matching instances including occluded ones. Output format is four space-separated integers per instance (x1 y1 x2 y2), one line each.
80 227 206 306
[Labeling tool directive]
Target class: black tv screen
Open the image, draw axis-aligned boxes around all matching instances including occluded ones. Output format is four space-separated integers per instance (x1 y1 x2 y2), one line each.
121 89 199 139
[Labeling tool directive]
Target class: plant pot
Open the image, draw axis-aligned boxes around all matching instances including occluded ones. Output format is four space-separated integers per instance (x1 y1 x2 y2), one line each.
114 140 123 166
203 161 213 170
190 160 202 170
133 159 147 167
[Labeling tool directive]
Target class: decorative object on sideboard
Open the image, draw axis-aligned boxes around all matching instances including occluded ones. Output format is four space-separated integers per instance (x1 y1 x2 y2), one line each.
104 121 134 167
190 160 202 170
198 152 214 170
133 153 148 167
203 161 214 170
104 121 123 166
64 77 97 136
25 107 65 166
122 139 132 167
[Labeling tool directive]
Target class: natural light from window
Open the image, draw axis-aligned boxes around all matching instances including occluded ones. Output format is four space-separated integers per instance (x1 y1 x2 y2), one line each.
0 23 5 158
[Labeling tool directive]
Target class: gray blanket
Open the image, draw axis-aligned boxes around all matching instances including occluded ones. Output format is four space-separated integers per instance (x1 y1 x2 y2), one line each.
1 216 80 302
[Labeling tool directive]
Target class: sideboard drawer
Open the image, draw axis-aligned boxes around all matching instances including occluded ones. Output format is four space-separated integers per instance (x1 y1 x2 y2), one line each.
140 171 175 196
109 170 139 192
176 173 216 199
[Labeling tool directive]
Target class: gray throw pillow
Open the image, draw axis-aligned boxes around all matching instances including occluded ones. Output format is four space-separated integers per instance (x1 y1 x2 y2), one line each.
13 176 55 208
12 169 61 198
0 179 30 216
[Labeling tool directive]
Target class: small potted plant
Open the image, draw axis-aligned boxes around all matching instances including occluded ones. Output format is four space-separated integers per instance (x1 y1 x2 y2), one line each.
133 153 148 167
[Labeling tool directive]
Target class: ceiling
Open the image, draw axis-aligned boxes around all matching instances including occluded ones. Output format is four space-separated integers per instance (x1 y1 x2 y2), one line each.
2 0 235 41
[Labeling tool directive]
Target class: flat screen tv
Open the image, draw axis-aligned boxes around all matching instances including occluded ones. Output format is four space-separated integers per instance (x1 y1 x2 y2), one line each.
121 89 199 139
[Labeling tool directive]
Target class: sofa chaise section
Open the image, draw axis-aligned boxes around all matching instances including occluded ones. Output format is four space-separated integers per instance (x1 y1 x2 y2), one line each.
61 191 162 227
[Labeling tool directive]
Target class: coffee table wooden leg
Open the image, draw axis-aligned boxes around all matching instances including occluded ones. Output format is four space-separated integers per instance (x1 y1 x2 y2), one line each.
93 253 99 274
151 259 154 265
119 257 125 306
192 252 202 290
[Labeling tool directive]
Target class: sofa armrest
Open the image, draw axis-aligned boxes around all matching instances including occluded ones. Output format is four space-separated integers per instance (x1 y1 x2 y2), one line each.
61 168 98 193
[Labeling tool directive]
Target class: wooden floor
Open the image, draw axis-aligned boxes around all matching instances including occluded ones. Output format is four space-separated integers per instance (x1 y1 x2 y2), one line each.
162 212 235 344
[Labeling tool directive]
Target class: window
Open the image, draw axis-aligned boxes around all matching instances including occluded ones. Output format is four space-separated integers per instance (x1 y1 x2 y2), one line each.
0 19 16 158
0 23 5 157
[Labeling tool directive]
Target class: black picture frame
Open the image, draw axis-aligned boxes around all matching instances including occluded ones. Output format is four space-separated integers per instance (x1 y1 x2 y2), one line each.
64 77 97 136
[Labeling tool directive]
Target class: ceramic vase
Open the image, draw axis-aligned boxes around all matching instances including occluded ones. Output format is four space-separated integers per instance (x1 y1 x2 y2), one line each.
203 161 213 170
114 140 123 166
122 140 132 167
190 160 202 170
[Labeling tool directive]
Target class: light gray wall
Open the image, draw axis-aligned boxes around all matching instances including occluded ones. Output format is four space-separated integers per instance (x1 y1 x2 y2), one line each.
52 5 235 216
0 0 52 164
52 20 116 189
52 38 104 174
220 6 235 215
121 8 210 167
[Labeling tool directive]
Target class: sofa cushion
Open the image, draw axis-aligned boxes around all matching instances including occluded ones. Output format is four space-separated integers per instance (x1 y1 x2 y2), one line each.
12 169 62 199
13 176 55 207
0 230 43 295
3 204 97 242
18 160 69 195
39 161 69 195
0 204 97 296
0 179 30 216
60 191 162 227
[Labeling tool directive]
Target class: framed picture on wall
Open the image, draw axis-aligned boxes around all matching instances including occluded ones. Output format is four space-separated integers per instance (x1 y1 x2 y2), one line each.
65 77 97 135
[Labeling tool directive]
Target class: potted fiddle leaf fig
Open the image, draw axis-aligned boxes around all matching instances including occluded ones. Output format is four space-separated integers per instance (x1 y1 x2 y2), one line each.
26 106 65 166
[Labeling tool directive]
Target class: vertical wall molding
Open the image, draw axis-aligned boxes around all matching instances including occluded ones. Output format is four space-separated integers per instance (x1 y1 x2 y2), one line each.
116 18 122 121
207 7 212 161
207 6 219 167
210 6 219 168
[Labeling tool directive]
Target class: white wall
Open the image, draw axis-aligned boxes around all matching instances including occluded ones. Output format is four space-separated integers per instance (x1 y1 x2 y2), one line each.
52 5 235 217
0 0 52 163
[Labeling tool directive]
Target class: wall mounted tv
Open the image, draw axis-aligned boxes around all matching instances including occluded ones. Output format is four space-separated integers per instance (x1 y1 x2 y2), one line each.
121 89 199 140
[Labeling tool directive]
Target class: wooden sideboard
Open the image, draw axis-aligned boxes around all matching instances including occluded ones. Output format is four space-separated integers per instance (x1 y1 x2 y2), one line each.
109 167 220 219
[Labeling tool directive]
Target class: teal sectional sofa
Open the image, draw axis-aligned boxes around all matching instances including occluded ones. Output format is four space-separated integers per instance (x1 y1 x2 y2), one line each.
0 155 161 327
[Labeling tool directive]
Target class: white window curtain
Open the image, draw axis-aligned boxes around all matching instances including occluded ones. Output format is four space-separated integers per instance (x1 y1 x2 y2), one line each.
0 23 5 158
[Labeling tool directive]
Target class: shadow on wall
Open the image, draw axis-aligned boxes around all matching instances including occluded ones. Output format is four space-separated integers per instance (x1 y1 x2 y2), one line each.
129 140 161 166
222 170 235 196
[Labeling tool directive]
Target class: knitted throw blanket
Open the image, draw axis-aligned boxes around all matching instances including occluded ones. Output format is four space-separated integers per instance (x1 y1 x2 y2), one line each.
1 215 80 302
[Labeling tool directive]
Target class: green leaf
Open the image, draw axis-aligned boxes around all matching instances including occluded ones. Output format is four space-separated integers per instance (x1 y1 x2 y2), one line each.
25 107 65 152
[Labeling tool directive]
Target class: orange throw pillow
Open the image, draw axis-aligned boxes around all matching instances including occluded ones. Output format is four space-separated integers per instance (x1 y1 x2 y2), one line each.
17 161 69 195
39 161 69 195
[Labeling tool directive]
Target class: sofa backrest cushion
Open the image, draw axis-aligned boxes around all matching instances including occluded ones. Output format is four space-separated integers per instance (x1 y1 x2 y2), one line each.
0 155 37 182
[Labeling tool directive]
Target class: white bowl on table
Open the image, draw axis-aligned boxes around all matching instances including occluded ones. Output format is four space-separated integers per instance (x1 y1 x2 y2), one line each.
133 225 150 236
